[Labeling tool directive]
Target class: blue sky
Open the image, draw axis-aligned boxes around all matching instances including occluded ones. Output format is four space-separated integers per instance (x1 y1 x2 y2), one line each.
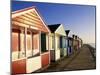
12 0 96 44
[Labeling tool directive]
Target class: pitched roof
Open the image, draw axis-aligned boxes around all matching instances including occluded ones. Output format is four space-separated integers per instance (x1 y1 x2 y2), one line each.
65 30 70 35
12 6 50 33
48 24 61 33
68 37 73 40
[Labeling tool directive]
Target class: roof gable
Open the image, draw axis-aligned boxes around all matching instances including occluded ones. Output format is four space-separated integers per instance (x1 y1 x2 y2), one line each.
48 24 60 33
12 6 50 33
65 30 70 35
55 24 66 36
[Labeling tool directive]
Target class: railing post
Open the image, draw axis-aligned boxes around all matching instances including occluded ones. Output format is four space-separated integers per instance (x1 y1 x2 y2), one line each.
25 27 27 57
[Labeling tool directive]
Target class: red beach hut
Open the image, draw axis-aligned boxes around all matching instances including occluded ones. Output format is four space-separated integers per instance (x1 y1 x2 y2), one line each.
12 6 50 74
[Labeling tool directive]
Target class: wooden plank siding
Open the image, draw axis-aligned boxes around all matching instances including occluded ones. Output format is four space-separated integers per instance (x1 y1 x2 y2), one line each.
12 30 20 52
41 52 50 68
12 9 48 33
12 59 26 74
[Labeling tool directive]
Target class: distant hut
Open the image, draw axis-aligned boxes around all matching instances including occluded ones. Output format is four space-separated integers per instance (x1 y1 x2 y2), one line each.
77 36 80 49
75 35 79 50
12 6 51 74
72 35 78 51
67 37 73 56
76 36 83 49
72 35 75 51
79 38 83 48
65 30 70 56
48 24 66 61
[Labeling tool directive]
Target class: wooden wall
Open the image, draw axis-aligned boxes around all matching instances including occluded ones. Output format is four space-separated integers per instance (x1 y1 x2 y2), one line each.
41 52 50 67
12 59 26 74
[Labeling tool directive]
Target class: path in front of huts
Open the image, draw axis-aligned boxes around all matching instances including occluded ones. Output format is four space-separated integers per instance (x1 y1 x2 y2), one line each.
39 44 96 73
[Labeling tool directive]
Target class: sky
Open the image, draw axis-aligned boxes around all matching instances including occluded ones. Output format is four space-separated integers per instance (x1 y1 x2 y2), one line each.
12 0 96 44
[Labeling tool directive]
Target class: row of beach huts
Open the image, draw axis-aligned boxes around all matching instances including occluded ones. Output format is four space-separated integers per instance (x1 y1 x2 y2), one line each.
12 6 83 74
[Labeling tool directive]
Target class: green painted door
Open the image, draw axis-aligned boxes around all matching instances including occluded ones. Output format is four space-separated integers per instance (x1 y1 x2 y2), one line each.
41 33 46 52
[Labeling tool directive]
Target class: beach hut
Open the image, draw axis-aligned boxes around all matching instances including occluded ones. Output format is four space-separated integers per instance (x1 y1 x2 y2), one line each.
65 30 70 56
48 24 66 61
81 39 83 47
72 35 78 51
65 30 73 56
12 6 50 74
78 38 83 48
67 37 73 56
77 36 80 49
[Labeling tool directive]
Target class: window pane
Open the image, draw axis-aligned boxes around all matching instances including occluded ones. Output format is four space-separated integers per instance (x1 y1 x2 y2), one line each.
32 33 39 55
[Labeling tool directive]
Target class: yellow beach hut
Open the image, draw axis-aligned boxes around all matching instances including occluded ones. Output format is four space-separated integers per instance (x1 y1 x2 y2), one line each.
48 24 66 61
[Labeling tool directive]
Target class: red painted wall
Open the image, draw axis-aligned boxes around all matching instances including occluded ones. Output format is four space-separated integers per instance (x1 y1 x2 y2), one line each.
12 30 20 52
41 52 49 68
12 59 26 74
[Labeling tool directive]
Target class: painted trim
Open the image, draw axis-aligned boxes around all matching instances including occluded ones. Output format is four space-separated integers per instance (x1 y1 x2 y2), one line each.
39 31 41 54
12 52 27 61
41 51 49 55
55 24 66 36
30 26 39 30
55 24 61 33
12 6 35 18
25 27 27 57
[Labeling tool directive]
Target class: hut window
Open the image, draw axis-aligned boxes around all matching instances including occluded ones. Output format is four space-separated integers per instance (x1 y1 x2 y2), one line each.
41 33 46 52
12 29 25 60
26 30 40 58
32 33 39 56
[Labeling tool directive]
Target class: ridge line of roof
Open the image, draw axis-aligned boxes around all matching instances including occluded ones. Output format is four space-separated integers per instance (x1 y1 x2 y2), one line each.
12 6 36 14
